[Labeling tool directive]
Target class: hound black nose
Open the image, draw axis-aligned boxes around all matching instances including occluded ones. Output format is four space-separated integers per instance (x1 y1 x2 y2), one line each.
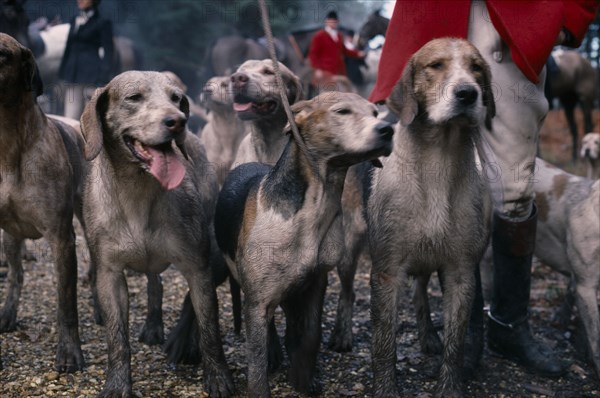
163 114 187 134
455 84 478 106
375 122 394 139
231 72 249 89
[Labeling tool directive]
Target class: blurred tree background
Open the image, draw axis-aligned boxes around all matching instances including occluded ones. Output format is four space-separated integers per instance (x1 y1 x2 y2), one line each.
21 1 599 96
23 0 390 95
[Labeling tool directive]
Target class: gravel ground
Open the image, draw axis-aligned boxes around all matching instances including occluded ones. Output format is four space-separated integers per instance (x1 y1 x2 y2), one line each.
0 227 598 398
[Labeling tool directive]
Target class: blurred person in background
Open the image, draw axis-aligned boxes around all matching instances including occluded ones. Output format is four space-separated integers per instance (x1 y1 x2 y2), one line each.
308 10 365 94
59 0 113 119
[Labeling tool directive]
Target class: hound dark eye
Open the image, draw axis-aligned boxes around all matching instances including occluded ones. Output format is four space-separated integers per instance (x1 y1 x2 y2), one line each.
171 93 182 102
263 69 275 75
335 108 352 115
428 61 443 70
373 110 379 118
471 63 483 73
126 93 143 102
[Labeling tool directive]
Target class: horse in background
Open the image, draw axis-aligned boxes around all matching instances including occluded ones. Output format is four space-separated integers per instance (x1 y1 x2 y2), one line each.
354 10 389 98
357 10 389 49
545 48 599 161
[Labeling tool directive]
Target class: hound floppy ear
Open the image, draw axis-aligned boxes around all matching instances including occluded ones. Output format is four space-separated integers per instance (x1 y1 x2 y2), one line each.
80 87 108 161
21 46 43 98
180 94 190 119
481 62 496 130
283 99 312 135
286 73 304 105
386 59 417 126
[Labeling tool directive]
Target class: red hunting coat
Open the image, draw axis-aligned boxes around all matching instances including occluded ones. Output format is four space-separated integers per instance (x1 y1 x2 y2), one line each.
369 0 599 103
309 29 362 76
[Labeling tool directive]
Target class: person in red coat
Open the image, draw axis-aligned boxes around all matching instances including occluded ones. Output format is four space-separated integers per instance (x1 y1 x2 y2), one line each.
369 0 599 386
308 11 365 92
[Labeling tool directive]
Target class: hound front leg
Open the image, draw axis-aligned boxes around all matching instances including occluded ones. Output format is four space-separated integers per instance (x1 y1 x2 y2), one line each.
97 266 132 397
436 264 476 398
0 233 23 332
370 266 401 398
185 270 234 397
49 226 85 373
245 302 271 398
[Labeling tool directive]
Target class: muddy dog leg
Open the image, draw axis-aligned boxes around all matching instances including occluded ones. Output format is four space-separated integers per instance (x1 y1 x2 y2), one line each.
245 302 271 398
330 222 363 352
371 266 401 398
0 233 23 332
92 267 164 348
268 319 284 373
435 265 475 398
183 267 234 397
413 274 443 354
85 242 104 326
573 280 600 378
283 272 328 395
97 265 132 397
414 267 484 379
138 273 164 346
562 97 579 162
50 223 85 373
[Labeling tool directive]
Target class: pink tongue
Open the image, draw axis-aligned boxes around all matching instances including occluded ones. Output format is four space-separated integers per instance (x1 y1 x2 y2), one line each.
146 145 186 190
233 102 252 112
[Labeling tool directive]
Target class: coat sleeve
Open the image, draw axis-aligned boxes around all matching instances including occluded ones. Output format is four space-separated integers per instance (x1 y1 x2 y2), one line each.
343 45 362 59
562 0 599 48
308 32 323 69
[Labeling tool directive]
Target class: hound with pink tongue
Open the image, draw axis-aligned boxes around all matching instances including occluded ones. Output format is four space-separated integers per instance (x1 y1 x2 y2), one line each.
142 141 186 190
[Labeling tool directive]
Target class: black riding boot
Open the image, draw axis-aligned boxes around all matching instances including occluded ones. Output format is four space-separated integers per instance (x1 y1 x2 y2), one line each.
487 206 567 377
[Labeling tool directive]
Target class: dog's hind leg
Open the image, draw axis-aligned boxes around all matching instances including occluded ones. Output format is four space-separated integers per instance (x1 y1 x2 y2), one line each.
463 264 484 380
573 280 600 378
267 319 283 373
184 265 234 397
329 229 363 352
554 278 576 327
0 233 23 332
164 293 201 365
49 224 85 373
139 273 164 345
283 272 328 395
562 97 579 162
413 274 444 354
330 172 368 352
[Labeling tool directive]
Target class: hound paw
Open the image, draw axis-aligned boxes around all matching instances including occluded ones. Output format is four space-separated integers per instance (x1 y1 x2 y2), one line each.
98 386 135 398
55 344 85 373
328 326 353 352
420 330 443 355
204 365 235 398
138 322 164 346
0 309 17 333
